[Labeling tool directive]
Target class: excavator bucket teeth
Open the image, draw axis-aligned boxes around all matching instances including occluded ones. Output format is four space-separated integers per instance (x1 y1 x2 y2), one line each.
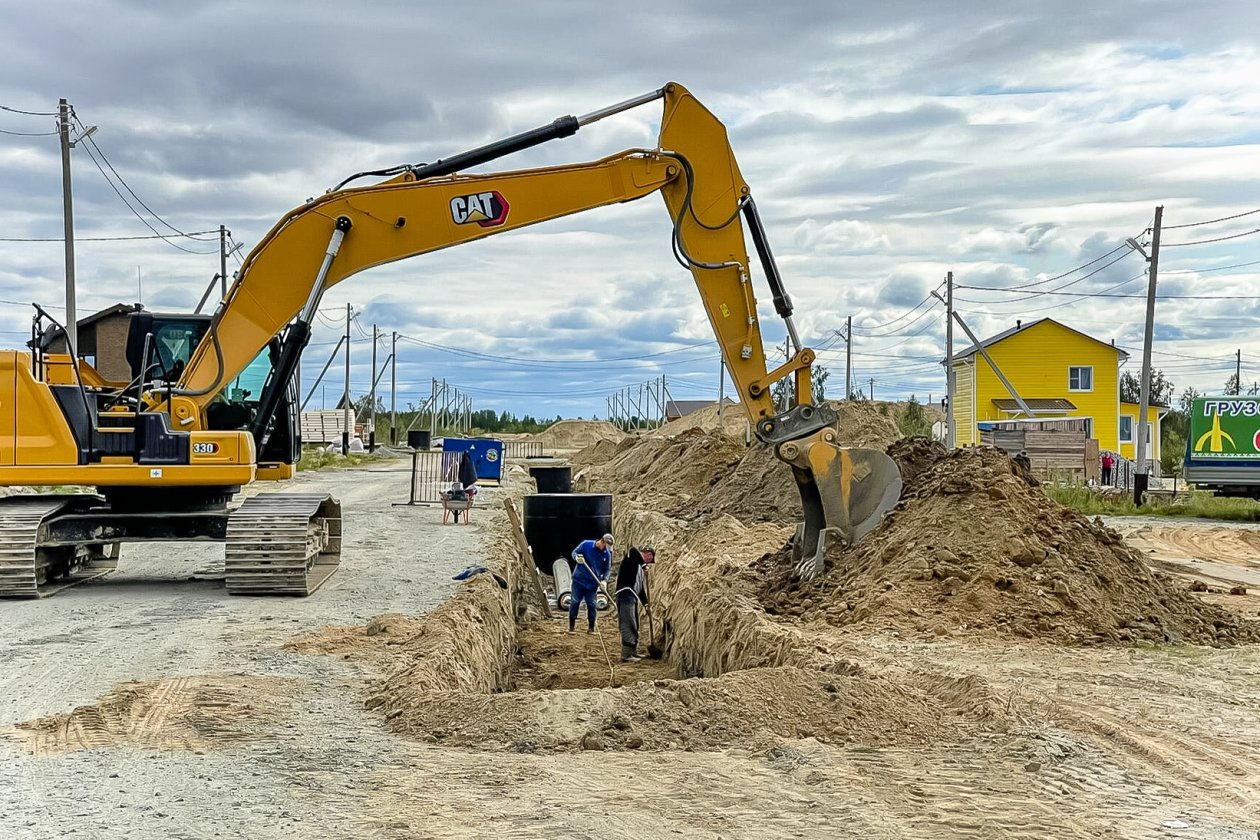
783 441 902 581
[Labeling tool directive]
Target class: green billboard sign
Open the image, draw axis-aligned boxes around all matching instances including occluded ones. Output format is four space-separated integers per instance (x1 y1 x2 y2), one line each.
1190 397 1260 459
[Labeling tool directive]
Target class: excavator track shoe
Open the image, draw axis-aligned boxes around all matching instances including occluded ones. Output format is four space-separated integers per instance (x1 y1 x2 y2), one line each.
225 493 342 596
0 497 120 598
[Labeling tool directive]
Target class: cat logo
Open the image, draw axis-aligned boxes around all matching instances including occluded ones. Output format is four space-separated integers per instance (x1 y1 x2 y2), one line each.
450 191 509 228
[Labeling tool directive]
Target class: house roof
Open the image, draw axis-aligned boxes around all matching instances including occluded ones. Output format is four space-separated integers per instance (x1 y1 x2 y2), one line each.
950 318 1129 363
993 398 1077 412
35 302 144 350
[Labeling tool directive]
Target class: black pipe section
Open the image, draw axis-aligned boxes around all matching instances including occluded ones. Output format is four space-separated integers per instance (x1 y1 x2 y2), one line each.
741 197 793 320
250 319 311 446
409 116 580 182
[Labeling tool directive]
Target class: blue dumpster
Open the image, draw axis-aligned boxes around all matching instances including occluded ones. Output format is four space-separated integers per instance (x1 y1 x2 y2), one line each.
442 438 505 484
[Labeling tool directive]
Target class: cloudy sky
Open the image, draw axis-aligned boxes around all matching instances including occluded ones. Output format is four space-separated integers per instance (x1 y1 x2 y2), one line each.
3 1 1259 421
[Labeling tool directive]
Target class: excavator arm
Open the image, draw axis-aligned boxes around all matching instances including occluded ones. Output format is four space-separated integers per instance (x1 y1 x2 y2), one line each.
170 82 900 578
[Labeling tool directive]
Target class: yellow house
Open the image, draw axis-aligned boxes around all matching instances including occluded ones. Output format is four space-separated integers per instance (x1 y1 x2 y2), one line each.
950 318 1163 464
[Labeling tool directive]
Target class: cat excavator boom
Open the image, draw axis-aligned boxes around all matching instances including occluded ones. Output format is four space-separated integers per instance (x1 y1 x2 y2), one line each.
0 82 899 598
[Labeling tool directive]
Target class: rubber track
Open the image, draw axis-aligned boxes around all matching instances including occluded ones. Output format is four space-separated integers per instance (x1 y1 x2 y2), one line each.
224 492 342 596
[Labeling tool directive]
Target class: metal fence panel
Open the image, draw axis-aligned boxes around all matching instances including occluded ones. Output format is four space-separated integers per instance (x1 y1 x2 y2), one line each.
504 440 543 460
404 450 462 504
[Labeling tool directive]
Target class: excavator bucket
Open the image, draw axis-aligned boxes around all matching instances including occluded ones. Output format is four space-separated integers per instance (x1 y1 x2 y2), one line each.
777 432 902 580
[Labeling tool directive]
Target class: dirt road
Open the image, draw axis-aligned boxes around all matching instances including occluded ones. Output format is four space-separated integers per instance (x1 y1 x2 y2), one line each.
0 463 482 839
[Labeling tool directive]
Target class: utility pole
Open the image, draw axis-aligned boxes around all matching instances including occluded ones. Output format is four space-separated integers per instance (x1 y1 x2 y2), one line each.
219 225 229 300
368 324 378 450
429 379 437 436
945 271 955 448
1134 205 1164 505
869 377 875 402
718 360 727 425
1235 349 1242 395
390 331 398 445
58 98 78 356
845 315 853 400
342 302 351 455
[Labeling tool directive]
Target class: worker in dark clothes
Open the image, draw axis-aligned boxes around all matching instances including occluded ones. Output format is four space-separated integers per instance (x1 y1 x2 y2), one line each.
614 547 655 662
569 533 613 634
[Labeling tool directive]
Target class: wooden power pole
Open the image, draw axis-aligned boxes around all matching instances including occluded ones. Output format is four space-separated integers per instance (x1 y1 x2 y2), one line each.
1134 205 1164 505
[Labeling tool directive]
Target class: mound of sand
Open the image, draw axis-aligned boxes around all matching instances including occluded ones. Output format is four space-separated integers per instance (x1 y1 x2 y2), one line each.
571 438 622 470
653 402 750 438
759 446 1260 646
531 420 625 451
886 436 950 494
829 400 902 449
580 428 746 511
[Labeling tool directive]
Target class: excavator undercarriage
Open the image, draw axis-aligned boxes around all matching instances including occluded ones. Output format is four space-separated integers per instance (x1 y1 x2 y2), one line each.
0 489 341 598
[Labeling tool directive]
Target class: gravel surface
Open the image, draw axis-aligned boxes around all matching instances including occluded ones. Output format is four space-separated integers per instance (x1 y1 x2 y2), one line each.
0 463 487 839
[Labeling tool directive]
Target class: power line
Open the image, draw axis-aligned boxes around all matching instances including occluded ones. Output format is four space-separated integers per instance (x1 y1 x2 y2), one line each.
962 244 1131 294
73 112 210 242
850 288 940 334
396 333 715 366
957 250 1136 303
852 296 941 337
0 230 220 243
0 104 56 117
0 127 57 136
1163 207 1260 231
1162 259 1260 275
1163 227 1260 248
74 139 218 256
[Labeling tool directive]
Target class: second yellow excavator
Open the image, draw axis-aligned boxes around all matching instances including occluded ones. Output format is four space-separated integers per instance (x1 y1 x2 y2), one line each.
0 82 901 598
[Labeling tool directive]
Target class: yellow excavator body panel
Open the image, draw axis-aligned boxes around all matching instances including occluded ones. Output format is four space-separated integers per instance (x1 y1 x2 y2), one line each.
1 350 80 467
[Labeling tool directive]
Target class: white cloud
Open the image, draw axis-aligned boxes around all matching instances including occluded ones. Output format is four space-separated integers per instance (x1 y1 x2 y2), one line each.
3 2 1260 413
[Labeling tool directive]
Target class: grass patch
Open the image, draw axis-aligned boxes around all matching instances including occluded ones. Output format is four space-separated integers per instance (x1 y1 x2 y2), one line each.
297 448 394 472
1044 484 1260 521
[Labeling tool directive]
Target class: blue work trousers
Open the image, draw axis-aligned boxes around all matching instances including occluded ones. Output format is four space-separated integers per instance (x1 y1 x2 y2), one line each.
569 580 599 630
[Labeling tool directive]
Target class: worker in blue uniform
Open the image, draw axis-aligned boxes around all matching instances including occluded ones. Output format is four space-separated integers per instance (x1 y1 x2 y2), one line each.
569 533 613 633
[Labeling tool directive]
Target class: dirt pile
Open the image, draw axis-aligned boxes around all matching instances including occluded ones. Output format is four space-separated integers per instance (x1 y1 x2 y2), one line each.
653 402 749 438
580 428 745 511
531 420 625 451
570 437 623 470
759 446 1260 646
691 444 796 524
886 436 950 493
829 400 903 449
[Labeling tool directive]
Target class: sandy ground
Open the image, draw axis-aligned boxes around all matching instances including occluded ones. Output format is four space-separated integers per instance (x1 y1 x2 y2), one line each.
0 462 482 839
3 470 1260 838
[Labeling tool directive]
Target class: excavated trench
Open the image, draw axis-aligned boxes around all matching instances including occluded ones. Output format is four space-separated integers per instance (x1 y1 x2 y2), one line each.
288 488 1006 754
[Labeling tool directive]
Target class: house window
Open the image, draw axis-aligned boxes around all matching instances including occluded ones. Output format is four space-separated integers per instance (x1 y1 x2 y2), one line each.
1068 366 1093 392
1119 415 1134 443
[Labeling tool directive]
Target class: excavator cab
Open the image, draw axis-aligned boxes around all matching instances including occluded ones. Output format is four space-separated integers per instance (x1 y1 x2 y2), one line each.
114 313 299 467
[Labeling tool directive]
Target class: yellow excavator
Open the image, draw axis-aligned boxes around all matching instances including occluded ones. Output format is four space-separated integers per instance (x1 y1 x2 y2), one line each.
0 82 901 598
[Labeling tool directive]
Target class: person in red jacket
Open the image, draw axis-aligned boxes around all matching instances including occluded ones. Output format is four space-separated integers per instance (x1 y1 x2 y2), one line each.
1101 451 1115 486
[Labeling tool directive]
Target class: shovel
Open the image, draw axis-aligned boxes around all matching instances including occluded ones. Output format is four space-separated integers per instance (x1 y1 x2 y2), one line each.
641 566 664 660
